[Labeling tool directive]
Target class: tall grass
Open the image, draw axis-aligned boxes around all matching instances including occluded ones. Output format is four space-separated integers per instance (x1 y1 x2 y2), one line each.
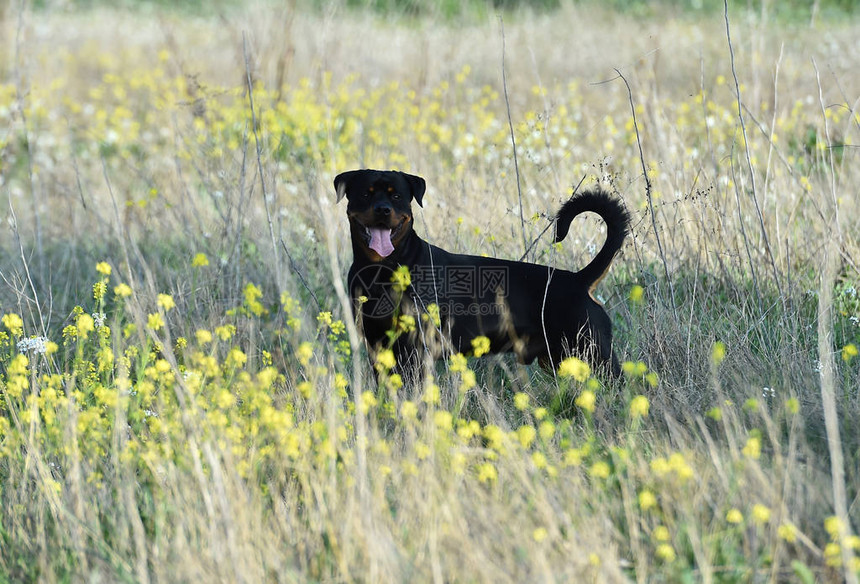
1 2 859 581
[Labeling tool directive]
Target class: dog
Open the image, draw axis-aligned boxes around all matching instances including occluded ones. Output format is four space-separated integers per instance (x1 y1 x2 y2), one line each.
335 169 630 379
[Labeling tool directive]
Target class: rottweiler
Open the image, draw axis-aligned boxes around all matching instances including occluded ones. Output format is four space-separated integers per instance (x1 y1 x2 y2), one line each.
335 169 630 379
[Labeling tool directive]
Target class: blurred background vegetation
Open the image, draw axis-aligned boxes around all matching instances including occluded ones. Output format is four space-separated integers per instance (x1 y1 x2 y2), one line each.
29 0 860 20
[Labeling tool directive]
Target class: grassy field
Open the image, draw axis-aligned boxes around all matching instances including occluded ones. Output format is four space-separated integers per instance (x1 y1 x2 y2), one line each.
1 1 859 581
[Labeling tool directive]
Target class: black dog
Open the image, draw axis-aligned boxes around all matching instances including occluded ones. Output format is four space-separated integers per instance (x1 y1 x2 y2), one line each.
335 169 629 378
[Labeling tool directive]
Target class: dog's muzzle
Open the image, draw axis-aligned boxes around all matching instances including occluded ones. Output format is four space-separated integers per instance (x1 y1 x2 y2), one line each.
356 217 408 258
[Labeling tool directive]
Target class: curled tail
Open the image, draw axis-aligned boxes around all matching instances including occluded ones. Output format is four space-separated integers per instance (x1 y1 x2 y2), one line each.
554 188 630 289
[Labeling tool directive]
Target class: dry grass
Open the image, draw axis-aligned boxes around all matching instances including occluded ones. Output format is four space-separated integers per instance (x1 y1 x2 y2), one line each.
1 2 859 582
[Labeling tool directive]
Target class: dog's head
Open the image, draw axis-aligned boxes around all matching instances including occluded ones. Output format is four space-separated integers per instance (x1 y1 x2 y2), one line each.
335 169 426 262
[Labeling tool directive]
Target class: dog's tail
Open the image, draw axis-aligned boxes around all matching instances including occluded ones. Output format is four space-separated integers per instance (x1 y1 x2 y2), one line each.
554 188 630 289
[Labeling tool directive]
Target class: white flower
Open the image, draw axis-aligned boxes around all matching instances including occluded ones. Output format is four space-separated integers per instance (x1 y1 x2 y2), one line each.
92 312 106 328
17 336 49 354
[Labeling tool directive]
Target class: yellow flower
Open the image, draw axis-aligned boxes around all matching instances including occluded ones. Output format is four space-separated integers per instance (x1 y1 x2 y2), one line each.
8 353 28 376
226 347 247 368
396 314 415 332
2 313 24 336
622 360 648 377
114 283 133 297
629 395 650 418
824 515 843 538
391 265 411 293
217 389 236 409
296 342 314 366
513 392 530 411
96 261 112 276
824 542 842 566
655 543 676 563
76 314 95 339
423 381 441 405
334 373 349 397
667 452 694 482
195 329 213 345
387 373 403 391
726 508 744 524
401 400 418 420
471 335 491 357
538 420 555 441
564 448 583 466
517 425 536 449
477 461 497 483
375 349 396 371
483 424 506 451
575 390 596 413
215 324 235 341
359 390 377 413
742 436 761 460
316 311 333 327
653 525 670 542
243 283 267 316
589 460 611 479
93 281 107 302
457 420 481 440
449 353 467 373
752 504 771 524
638 489 657 511
424 303 441 327
460 369 476 390
157 293 175 311
558 356 590 381
532 527 548 543
777 522 797 543
711 341 726 366
191 253 209 268
297 381 314 399
629 284 644 303
842 343 858 362
434 410 453 431
146 313 164 331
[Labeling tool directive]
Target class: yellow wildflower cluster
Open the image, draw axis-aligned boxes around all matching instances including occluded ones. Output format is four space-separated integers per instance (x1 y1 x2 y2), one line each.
0 33 856 581
822 516 860 570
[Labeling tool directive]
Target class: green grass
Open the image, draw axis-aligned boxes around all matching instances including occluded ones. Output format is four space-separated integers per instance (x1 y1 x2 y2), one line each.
1 1 859 582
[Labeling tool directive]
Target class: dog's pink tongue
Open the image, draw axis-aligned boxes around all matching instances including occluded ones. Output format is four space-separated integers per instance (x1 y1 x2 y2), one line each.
369 227 395 257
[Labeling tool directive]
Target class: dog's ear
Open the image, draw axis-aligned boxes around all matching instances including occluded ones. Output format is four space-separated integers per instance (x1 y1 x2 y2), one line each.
400 172 426 207
334 170 360 203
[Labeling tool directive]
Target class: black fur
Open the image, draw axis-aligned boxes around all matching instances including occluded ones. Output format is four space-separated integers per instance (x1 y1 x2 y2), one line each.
335 169 630 378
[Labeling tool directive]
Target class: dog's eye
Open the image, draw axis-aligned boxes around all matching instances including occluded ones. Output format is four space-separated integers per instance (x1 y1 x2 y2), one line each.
391 193 401 200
